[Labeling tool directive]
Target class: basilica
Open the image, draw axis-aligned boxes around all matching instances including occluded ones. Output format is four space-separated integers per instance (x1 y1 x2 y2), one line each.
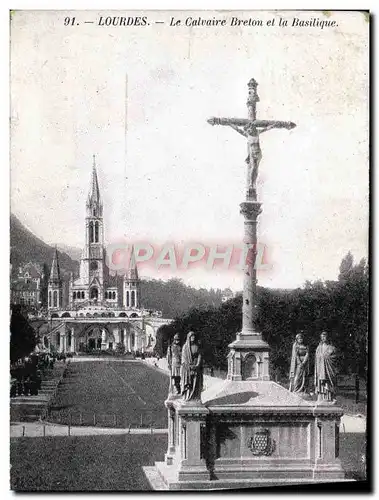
45 157 169 353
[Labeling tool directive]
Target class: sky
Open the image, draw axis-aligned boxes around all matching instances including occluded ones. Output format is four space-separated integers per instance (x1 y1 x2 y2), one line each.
10 10 369 291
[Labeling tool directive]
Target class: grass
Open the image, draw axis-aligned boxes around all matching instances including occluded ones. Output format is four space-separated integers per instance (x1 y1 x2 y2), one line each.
48 361 169 428
10 434 167 491
10 432 366 491
339 433 367 481
10 360 366 490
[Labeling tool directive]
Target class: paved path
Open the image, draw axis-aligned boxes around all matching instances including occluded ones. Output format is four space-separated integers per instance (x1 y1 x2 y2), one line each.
10 422 168 438
71 357 140 362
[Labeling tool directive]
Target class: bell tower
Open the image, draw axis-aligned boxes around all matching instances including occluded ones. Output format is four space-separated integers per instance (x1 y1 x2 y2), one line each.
123 249 140 309
83 155 105 302
48 247 63 311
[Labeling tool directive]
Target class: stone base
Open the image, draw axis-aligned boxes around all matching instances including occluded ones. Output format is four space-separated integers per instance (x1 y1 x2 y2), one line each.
145 464 352 490
155 380 347 490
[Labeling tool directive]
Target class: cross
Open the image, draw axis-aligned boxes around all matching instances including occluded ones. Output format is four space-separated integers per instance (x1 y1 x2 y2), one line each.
207 78 296 201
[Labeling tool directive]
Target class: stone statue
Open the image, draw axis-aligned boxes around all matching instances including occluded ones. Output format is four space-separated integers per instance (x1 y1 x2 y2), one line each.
180 331 203 402
314 331 338 403
289 332 309 393
167 333 182 396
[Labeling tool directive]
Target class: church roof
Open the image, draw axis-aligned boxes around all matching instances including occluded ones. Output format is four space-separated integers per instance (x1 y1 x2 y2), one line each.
49 247 61 282
19 262 42 279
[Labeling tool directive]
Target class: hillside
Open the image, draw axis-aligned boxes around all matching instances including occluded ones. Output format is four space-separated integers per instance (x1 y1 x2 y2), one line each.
10 214 79 278
10 215 226 317
140 278 223 318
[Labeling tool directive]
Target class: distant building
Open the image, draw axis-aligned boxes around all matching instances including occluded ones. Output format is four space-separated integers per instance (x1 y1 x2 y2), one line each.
45 157 169 354
11 280 40 307
47 158 141 313
11 262 44 307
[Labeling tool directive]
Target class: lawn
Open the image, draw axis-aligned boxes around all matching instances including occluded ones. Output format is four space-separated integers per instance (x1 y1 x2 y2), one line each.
10 432 366 491
10 434 167 491
48 361 169 428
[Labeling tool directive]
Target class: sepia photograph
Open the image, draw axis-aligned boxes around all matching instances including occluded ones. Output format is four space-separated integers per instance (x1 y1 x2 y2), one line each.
9 9 369 491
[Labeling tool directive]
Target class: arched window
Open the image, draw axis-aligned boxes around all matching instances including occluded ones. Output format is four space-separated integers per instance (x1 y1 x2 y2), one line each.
56 332 61 348
53 290 58 307
131 291 135 308
113 291 116 300
82 291 85 299
89 221 94 243
48 291 51 307
95 221 99 243
90 287 98 300
126 291 130 307
73 292 76 300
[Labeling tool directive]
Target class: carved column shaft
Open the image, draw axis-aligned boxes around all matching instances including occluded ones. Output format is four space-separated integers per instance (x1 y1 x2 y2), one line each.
240 202 262 335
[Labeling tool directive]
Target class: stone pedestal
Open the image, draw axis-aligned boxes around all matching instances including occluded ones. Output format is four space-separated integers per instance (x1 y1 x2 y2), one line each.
151 381 347 490
227 335 270 381
160 397 209 483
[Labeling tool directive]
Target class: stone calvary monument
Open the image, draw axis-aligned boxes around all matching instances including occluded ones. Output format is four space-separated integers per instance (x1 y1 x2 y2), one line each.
147 79 346 489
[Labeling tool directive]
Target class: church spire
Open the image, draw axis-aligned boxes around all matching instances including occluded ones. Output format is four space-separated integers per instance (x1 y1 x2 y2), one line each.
87 154 101 206
127 247 139 280
86 155 103 217
49 246 61 282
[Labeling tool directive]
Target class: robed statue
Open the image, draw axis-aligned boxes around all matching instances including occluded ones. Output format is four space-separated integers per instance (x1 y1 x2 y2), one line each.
180 331 203 402
289 332 309 393
314 331 338 402
167 333 182 396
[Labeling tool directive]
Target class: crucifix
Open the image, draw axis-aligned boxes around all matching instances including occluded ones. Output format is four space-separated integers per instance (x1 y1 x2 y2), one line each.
208 79 296 380
207 78 295 202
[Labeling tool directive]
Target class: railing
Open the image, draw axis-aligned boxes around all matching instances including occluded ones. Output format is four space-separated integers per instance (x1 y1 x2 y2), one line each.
42 408 164 429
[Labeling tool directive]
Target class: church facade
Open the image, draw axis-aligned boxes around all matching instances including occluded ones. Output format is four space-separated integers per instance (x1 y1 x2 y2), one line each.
45 158 169 353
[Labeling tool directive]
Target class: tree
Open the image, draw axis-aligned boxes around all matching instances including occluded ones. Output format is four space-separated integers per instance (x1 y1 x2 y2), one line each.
40 262 49 308
10 305 38 362
338 251 354 282
150 252 369 380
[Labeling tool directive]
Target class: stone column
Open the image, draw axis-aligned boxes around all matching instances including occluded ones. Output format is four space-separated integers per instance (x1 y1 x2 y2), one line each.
227 80 270 382
123 328 127 350
164 405 176 465
128 333 132 352
71 327 75 353
239 201 262 336
60 334 66 353
101 328 107 350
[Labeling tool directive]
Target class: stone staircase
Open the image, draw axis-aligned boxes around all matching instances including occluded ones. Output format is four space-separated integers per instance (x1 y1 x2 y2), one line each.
10 362 68 423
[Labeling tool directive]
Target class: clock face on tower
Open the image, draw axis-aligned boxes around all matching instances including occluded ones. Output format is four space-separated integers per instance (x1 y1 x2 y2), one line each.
90 261 98 271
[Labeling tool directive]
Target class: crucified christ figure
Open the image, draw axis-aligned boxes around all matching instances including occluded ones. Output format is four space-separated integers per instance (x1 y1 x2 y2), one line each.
208 78 295 201
208 117 295 201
